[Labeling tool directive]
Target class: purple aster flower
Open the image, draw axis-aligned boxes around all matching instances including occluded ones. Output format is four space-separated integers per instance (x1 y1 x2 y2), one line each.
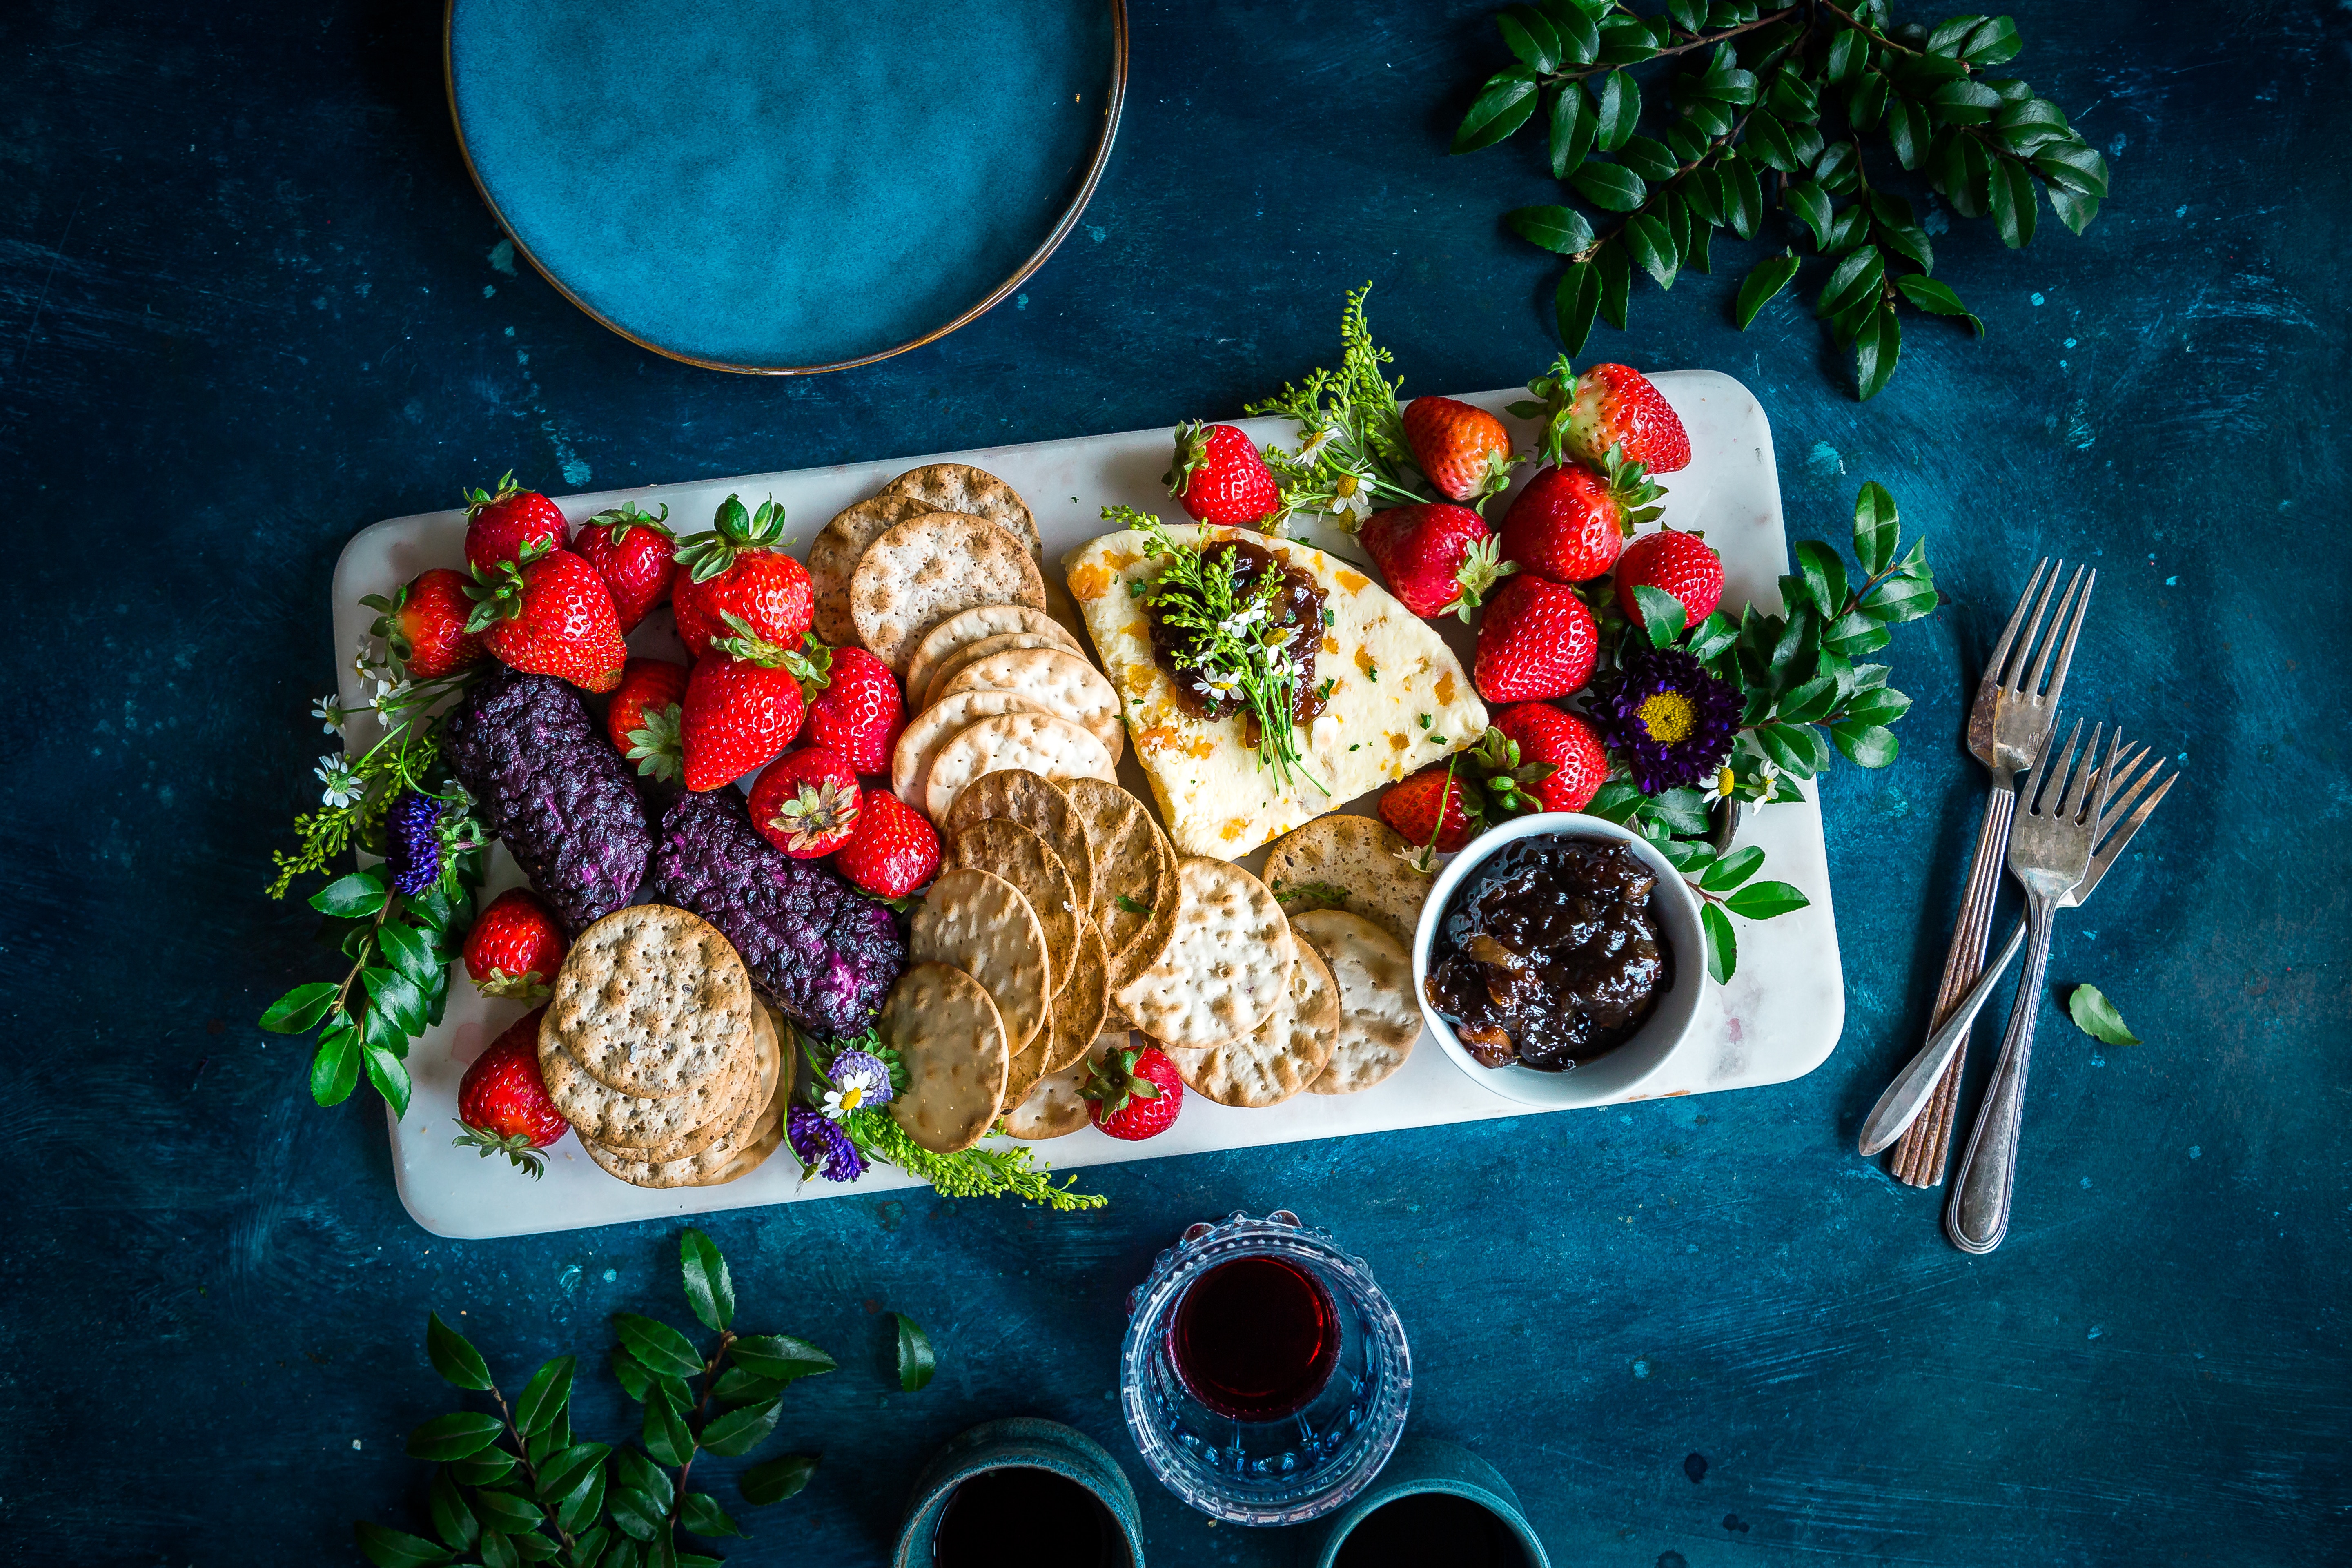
1588 649 1740 794
822 1049 893 1120
383 791 443 895
787 1104 865 1184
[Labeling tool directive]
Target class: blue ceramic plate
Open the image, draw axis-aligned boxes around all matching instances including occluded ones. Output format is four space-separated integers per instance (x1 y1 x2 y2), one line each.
445 0 1125 373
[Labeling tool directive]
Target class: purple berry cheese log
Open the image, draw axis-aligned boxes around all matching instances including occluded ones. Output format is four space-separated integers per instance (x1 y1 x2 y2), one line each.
442 667 653 932
653 788 905 1040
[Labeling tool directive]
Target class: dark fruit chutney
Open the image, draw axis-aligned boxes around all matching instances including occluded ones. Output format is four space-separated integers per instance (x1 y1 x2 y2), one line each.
1424 835 1670 1071
1142 537 1327 735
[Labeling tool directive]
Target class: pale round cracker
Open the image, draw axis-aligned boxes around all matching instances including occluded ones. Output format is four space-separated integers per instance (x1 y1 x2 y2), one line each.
905 604 1080 708
910 868 1051 1056
582 1074 782 1189
546 906 754 1098
884 962 1011 1154
923 712 1115 826
1002 1030 1124 1142
891 688 1056 808
809 492 929 647
1113 857 1294 1048
880 464 1042 561
620 1004 782 1162
1263 815 1432 948
541 1019 748 1150
1292 910 1421 1096
1059 777 1179 989
1163 939 1339 1107
947 818 1077 997
1045 918 1111 1072
921 629 1072 712
943 768 1095 920
938 644 1125 762
851 512 1045 673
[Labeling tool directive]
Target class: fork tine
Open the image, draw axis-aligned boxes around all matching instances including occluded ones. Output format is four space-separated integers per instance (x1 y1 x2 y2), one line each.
2035 566 2096 707
1982 558 2051 688
2096 748 2162 840
2002 560 2064 691
2081 768 2176 891
2021 565 2086 698
2058 722 2107 819
2035 718 2083 813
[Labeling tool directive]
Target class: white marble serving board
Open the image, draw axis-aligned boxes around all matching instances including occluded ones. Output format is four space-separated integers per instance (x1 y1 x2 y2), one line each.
332 371 1843 1239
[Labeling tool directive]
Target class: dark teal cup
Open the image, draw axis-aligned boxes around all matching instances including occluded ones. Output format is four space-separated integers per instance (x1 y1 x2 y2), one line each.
1303 1437 1551 1567
895 1417 1147 1568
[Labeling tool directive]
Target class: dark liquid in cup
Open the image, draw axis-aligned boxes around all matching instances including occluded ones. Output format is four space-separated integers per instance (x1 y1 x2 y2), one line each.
1170 1255 1340 1421
1331 1491 1528 1568
932 1466 1122 1568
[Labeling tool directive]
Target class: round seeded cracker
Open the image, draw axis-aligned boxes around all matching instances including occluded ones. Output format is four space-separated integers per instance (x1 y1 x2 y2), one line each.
938 644 1125 762
615 1004 783 1163
547 906 755 1098
541 1018 748 1150
1044 918 1110 1072
910 868 1052 1056
944 768 1095 917
851 512 1045 673
810 492 929 647
1291 910 1421 1095
1003 1030 1125 1142
880 464 1042 561
1163 938 1341 1108
947 818 1077 997
885 962 1010 1154
1114 857 1294 1048
891 688 1055 809
905 604 1080 707
923 712 1114 826
921 630 1072 712
1263 815 1432 948
1058 777 1178 989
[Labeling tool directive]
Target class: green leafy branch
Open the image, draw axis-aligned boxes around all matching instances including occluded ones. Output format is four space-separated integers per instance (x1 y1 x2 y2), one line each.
356 1230 913 1568
1453 0 2108 396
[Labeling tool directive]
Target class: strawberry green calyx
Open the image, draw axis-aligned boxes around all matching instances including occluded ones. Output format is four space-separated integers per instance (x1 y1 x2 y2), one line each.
1599 445 1666 537
767 779 859 853
624 702 684 783
1448 534 1520 623
460 558 529 632
1519 354 1582 468
1461 723 1559 817
711 612 832 695
461 469 525 519
1080 1045 1163 1120
585 500 673 543
675 493 788 584
1164 420 1213 497
450 1120 548 1178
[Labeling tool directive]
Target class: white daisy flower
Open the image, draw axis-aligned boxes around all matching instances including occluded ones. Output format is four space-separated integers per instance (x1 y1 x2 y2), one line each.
1699 764 1737 806
373 678 414 710
1751 758 1782 800
312 695 345 733
1293 426 1337 466
821 1085 869 1122
1327 471 1374 524
315 755 362 809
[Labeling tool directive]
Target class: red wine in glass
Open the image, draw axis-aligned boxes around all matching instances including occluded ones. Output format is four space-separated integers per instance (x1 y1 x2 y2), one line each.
932 1466 1120 1568
1170 1255 1340 1421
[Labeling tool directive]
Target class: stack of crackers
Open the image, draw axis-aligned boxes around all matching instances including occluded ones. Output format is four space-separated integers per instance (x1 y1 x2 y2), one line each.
536 906 789 1189
878 768 1179 1149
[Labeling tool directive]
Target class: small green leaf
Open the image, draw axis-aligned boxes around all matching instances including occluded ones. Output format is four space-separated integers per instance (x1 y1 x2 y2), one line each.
1863 573 1940 624
1855 304 1902 400
679 1229 735 1332
1815 246 1884 319
1719 154 1764 239
507 1534 557 1565
1646 787 1710 837
680 1492 746 1539
476 1527 520 1568
355 1521 453 1568
1840 686 1911 726
1825 28 1865 84
1498 6 1561 71
1555 262 1602 355
697 1398 783 1459
312 1025 363 1105
471 1488 546 1535
739 1453 819 1507
729 1334 837 1384
613 1314 707 1380
2068 985 2140 1046
1503 205 1595 256
1631 584 1687 648
1683 610 1739 661
1777 673 1842 726
642 1385 695 1467
1734 253 1800 330
377 919 439 985
406 1412 506 1463
428 1471 480 1553
554 1457 608 1537
364 965 428 1036
1782 180 1833 249
1550 2 1600 63
1894 274 1984 336
1988 156 2037 247
1830 721 1901 766
1549 79 1596 177
607 1486 666 1543
312 870 388 918
1698 845 1765 892
609 1347 658 1403
1792 540 1849 619
514 1356 575 1438
427 1312 495 1392
260 982 340 1034
1454 68 1543 154
1568 160 1647 212
536 1442 612 1503
447 1446 518 1487
1724 880 1811 920
1851 482 1899 574
1617 134 1679 183
895 1314 936 1393
363 1041 412 1120
1590 70 1641 149
1622 212 1678 290
612 1448 675 1515
1702 903 1737 983
713 1367 787 1406
1745 109 1798 171
1595 238 1632 330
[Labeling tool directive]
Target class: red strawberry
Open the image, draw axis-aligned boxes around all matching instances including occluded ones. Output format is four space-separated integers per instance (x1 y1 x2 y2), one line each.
366 568 486 680
572 502 677 633
464 548 627 694
606 657 690 782
1613 529 1725 628
455 1007 569 1175
672 494 813 656
1402 396 1515 505
1165 421 1280 526
1531 360 1692 474
1492 704 1610 813
1380 761 1481 855
463 472 569 572
1082 1041 1184 1141
1473 575 1599 704
462 888 568 1001
801 646 903 775
678 622 824 790
1500 454 1665 585
1359 504 1518 622
833 788 940 900
748 747 862 859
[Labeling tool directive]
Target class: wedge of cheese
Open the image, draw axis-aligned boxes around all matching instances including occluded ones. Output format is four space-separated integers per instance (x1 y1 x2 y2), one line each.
1064 525 1488 860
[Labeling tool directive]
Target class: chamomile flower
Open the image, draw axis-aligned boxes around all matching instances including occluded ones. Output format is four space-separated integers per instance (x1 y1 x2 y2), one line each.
1292 426 1337 467
1326 470 1374 525
312 695 346 733
373 677 414 710
1700 763 1738 806
315 755 362 809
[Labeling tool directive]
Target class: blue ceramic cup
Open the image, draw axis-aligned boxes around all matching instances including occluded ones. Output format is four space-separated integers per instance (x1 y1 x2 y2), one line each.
895 1417 1148 1568
1303 1437 1552 1568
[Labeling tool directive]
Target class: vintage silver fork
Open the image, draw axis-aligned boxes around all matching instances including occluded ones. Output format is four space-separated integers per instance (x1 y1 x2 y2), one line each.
1889 560 2094 1187
1943 721 2117 1254
1859 737 2175 1157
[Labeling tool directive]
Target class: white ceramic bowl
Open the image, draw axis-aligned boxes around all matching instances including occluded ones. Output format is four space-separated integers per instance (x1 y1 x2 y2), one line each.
1412 812 1706 1109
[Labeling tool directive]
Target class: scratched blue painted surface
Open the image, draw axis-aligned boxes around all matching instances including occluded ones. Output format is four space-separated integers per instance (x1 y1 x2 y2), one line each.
0 2 2345 1564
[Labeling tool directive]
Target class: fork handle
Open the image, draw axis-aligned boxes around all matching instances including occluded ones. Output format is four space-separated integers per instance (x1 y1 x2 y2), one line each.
1944 893 2057 1254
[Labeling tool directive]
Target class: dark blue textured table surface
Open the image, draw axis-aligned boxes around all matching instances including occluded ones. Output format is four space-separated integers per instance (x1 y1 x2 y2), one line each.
3 3 2345 1564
